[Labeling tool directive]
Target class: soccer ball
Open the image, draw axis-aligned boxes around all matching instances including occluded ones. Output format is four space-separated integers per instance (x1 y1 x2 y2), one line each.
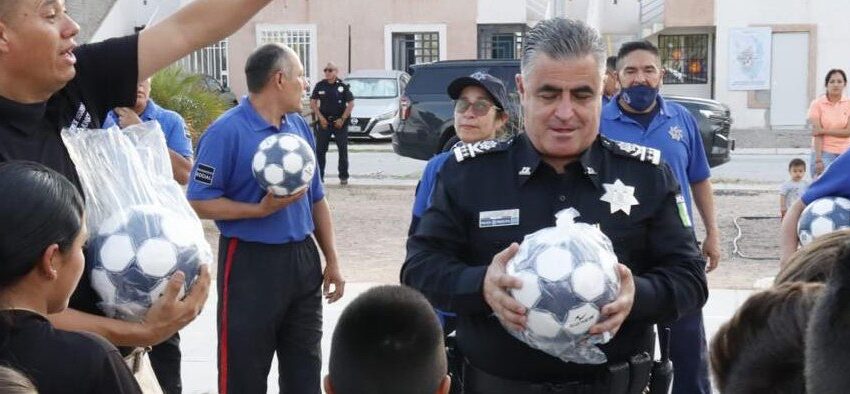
797 196 850 246
506 208 620 364
252 133 317 197
88 205 204 321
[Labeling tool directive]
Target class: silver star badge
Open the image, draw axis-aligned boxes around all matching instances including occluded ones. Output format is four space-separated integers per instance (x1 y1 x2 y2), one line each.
600 179 639 215
669 125 683 141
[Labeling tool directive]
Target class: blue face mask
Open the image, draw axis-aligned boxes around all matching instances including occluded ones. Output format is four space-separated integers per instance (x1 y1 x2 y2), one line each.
621 84 659 112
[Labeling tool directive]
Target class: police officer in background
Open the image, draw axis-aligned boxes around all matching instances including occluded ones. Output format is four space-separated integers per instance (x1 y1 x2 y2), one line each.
401 17 708 394
311 62 354 185
600 40 719 394
602 55 620 106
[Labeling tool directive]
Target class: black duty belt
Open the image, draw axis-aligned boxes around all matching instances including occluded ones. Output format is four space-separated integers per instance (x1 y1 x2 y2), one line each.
463 352 653 394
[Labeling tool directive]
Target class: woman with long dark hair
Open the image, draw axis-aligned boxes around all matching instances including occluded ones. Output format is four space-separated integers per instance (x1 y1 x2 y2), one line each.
809 68 850 177
0 161 140 394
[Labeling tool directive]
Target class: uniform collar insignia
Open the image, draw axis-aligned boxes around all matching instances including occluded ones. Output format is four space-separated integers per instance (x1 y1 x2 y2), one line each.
600 178 639 215
519 166 531 176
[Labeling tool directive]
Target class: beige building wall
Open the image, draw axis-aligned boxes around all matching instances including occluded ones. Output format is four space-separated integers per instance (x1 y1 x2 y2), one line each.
664 0 714 27
227 0 478 97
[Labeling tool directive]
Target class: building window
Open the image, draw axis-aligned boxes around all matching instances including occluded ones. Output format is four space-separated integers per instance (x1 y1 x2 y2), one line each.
658 34 709 84
256 25 316 81
392 32 439 74
178 39 229 87
478 24 525 60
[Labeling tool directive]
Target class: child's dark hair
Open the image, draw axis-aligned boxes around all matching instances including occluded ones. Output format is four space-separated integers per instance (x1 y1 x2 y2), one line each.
788 158 806 171
329 285 446 394
711 282 824 393
0 161 84 291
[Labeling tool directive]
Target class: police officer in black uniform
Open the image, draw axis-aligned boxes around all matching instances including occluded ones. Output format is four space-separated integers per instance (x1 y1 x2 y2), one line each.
401 18 708 394
311 62 355 184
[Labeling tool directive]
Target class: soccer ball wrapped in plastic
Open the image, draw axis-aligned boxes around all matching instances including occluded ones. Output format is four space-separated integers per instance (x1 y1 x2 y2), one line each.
506 208 620 364
88 205 207 321
252 133 316 196
797 196 850 246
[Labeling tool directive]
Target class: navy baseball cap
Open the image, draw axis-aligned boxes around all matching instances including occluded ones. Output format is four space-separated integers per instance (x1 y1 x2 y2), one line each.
447 71 509 111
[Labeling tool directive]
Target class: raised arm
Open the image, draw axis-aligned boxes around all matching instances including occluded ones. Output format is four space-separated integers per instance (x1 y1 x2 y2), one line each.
138 0 273 81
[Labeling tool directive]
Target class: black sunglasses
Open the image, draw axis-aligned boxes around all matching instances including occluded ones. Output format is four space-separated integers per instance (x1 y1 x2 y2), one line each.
324 68 336 72
454 99 500 116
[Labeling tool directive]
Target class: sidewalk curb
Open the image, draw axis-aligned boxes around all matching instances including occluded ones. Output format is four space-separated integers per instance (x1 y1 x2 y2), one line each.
734 148 810 155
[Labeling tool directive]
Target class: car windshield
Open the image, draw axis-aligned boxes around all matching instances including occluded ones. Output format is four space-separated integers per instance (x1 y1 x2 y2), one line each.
347 78 398 98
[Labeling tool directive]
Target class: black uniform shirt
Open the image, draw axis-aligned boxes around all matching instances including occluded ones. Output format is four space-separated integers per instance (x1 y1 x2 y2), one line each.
0 310 141 394
402 134 708 382
0 35 138 316
310 79 353 118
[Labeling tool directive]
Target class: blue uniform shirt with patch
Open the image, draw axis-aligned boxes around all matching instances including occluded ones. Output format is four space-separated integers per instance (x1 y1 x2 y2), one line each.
802 150 850 204
103 98 194 158
600 95 710 220
186 96 324 244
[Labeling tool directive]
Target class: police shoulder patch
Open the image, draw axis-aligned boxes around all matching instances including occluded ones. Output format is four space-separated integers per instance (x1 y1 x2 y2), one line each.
453 139 511 162
602 137 662 166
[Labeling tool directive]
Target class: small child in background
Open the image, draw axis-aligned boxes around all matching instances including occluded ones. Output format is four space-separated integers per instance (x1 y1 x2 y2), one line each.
780 158 810 219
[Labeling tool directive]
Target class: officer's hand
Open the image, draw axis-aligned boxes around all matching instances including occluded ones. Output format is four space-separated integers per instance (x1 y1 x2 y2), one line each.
333 119 344 129
589 264 634 337
323 264 345 303
483 243 527 331
258 189 308 217
703 232 721 273
115 107 143 129
319 117 329 129
140 265 211 346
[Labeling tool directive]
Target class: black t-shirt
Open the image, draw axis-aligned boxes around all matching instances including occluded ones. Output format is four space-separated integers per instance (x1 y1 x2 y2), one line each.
0 35 138 315
310 79 354 118
0 310 141 394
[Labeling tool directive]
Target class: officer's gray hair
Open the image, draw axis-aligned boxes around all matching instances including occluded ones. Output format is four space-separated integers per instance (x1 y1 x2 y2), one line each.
521 18 606 78
244 43 299 93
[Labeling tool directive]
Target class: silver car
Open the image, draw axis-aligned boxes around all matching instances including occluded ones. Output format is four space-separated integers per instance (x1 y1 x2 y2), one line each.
344 69 410 140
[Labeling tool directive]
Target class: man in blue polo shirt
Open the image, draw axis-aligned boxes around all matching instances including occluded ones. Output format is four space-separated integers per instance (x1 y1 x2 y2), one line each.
600 40 719 394
104 78 194 185
187 43 345 394
780 150 850 263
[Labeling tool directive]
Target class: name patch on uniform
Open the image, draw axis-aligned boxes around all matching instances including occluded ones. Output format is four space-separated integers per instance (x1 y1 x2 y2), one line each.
675 194 692 227
194 164 215 185
479 209 520 228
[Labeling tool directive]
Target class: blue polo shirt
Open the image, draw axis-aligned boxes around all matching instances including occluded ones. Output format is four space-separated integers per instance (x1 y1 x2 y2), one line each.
186 96 325 244
802 150 850 204
412 152 452 217
103 98 193 157
600 95 710 220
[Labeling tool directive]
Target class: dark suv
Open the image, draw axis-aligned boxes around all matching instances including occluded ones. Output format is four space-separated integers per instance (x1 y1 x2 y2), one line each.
392 59 734 167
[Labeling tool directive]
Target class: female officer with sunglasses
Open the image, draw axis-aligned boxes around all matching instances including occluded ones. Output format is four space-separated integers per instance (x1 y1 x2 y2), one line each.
407 73 510 358
410 72 511 234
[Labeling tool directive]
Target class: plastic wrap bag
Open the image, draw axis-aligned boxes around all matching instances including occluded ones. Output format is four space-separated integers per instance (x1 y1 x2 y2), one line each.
62 121 212 321
505 208 621 364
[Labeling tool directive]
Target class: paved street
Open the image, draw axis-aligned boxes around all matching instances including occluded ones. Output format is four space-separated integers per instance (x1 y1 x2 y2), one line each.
323 141 813 188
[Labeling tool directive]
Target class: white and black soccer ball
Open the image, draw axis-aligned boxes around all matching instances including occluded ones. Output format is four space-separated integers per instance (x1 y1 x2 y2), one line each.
506 208 620 364
88 205 203 321
797 196 850 246
252 133 317 197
